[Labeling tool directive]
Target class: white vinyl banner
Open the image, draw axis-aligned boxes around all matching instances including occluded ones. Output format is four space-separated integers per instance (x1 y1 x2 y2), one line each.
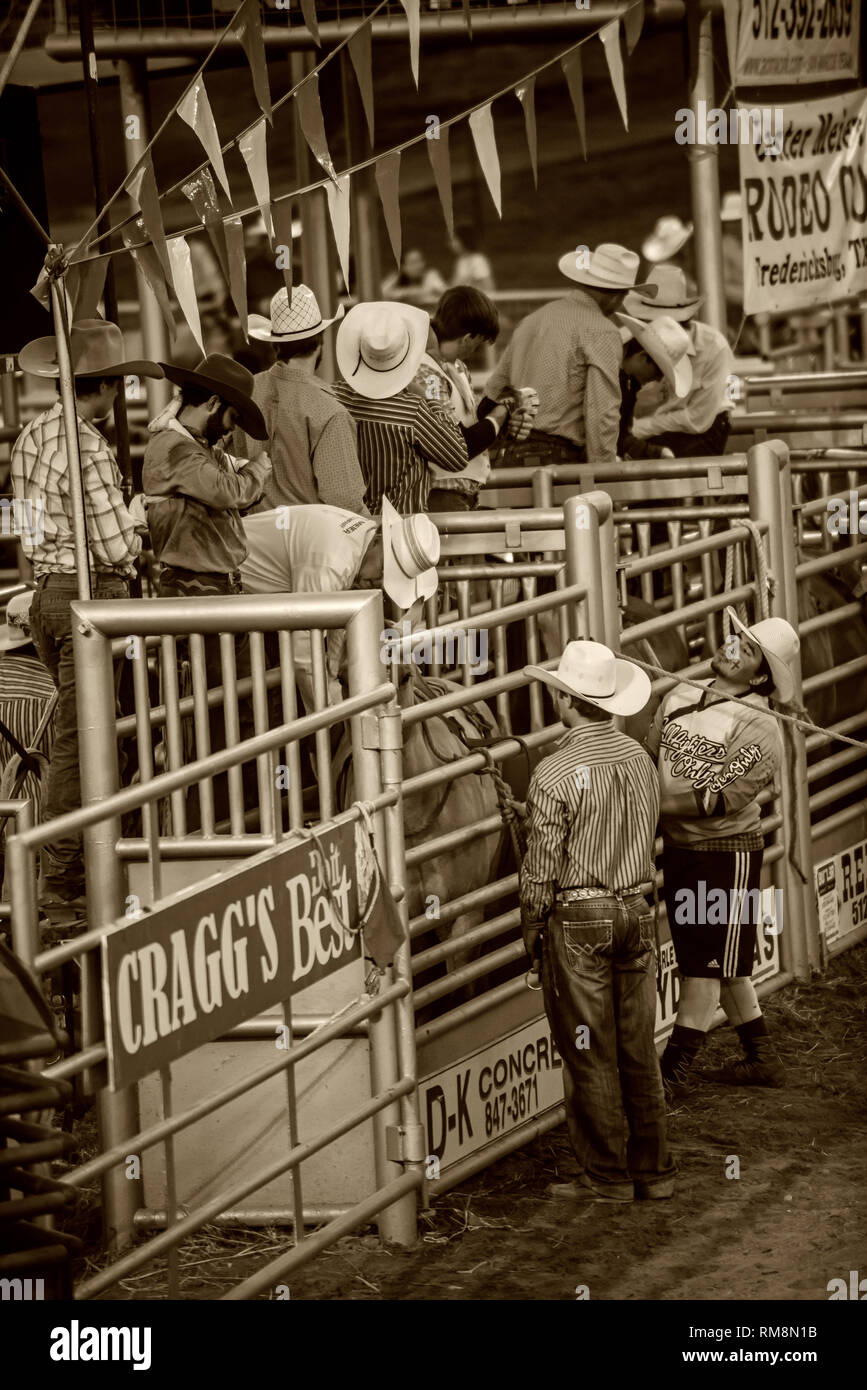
731 0 860 85
739 88 867 314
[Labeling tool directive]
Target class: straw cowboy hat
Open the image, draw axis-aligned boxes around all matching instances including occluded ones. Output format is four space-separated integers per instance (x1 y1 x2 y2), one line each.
621 265 703 323
721 191 742 223
381 496 440 609
558 243 656 295
18 318 163 380
641 215 694 265
616 313 694 398
524 640 651 716
248 285 344 343
160 353 268 439
0 591 36 653
336 302 430 400
725 608 800 704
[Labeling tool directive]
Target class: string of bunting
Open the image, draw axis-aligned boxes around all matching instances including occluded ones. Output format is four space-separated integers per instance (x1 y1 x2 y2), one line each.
60 0 646 349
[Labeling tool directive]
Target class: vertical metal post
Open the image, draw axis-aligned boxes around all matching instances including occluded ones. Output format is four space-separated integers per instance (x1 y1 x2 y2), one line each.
116 58 172 423
345 591 417 1247
686 4 726 333
564 493 607 643
291 51 337 383
51 278 91 603
747 441 817 980
340 50 381 303
72 604 143 1250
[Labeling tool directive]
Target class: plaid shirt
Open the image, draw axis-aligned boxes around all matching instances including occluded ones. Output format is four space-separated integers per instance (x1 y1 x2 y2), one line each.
11 402 141 577
485 289 623 462
520 723 660 925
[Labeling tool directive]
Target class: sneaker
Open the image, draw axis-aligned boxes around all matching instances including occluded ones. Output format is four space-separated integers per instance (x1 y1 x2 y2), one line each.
548 1175 635 1204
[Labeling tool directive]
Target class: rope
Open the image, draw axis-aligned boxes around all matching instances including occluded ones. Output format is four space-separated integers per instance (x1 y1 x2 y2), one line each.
722 519 772 638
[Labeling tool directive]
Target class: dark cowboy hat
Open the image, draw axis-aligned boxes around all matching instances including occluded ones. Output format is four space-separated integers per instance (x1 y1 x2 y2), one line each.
18 319 163 380
160 353 268 439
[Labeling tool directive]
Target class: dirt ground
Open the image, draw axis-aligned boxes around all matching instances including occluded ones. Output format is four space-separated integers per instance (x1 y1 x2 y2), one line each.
74 940 867 1303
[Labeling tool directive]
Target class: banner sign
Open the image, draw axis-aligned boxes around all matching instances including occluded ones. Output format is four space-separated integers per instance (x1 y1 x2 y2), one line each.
102 822 364 1090
814 836 867 949
739 88 867 314
731 0 860 85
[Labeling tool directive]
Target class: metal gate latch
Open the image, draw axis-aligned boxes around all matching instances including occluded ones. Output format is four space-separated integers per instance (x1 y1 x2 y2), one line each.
362 711 402 750
386 1123 427 1164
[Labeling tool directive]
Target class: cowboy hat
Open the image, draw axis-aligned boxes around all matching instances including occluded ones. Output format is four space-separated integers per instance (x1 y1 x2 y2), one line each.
336 302 430 400
381 496 440 609
720 191 742 223
621 265 703 323
524 640 651 716
558 243 657 295
160 353 268 439
248 285 344 343
641 216 694 264
0 591 36 653
725 608 800 704
617 313 694 398
18 318 163 381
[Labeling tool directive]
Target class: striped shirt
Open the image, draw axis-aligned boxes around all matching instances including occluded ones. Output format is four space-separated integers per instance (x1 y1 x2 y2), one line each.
330 381 469 515
520 723 660 924
484 289 623 462
631 320 734 439
11 402 141 577
233 361 369 516
0 652 56 830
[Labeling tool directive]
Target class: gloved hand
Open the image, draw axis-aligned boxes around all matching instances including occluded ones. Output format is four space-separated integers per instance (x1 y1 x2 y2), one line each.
506 386 540 441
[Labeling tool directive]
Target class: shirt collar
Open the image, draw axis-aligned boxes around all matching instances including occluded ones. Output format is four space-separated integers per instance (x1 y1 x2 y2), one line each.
272 360 334 392
554 720 614 749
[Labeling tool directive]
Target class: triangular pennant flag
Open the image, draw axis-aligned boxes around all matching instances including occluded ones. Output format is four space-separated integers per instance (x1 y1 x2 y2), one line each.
374 151 402 270
399 0 421 89
348 21 375 146
181 168 230 286
224 217 248 338
515 80 538 187
123 221 175 341
599 21 628 132
234 0 273 124
299 0 320 47
126 154 172 283
325 174 352 291
66 253 110 320
721 0 740 82
167 236 204 356
624 0 645 56
561 52 587 162
468 104 502 219
461 0 472 39
295 75 338 184
271 199 296 300
239 120 273 240
177 77 231 200
427 127 454 239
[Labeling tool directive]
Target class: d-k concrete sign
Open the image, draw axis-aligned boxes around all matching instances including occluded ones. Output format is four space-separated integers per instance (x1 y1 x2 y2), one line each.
102 822 362 1089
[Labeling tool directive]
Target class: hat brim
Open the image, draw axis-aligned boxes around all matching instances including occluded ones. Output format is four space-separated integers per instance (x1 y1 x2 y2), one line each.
0 623 33 652
641 225 694 263
558 254 657 296
523 658 651 716
621 291 703 323
726 608 794 703
160 362 268 440
336 303 430 400
616 314 693 398
18 336 164 380
248 303 345 343
381 495 439 609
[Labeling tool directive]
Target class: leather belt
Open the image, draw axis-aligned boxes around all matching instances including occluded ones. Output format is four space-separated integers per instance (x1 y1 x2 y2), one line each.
556 884 651 903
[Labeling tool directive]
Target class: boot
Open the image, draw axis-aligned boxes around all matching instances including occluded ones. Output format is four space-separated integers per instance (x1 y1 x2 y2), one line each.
659 1024 706 1099
710 1019 786 1087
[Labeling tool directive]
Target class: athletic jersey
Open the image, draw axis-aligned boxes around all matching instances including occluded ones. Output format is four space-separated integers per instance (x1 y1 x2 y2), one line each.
645 680 782 848
239 505 377 596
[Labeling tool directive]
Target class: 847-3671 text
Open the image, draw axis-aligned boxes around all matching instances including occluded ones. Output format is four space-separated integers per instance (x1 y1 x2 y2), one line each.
485 1076 539 1136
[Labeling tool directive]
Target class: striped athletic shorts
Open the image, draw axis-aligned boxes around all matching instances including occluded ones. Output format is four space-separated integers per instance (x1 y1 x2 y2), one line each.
661 843 763 980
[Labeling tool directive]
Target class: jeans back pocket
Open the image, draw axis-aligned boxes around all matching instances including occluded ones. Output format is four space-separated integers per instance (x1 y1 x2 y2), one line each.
562 918 614 969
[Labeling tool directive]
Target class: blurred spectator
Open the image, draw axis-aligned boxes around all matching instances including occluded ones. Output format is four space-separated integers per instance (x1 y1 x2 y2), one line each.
450 224 495 292
382 249 447 310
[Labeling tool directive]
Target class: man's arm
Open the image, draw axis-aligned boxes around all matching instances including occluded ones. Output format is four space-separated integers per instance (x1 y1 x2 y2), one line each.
479 342 513 415
312 413 370 516
412 398 469 474
149 437 271 511
583 329 623 465
82 447 142 570
519 779 568 953
632 339 732 438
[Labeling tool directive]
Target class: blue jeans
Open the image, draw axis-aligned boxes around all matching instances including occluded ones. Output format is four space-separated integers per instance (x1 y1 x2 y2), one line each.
541 893 675 1197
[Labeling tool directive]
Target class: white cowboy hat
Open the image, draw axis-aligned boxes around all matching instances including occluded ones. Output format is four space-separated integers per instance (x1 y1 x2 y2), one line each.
720 191 742 223
248 285 344 343
19 318 163 381
336 302 430 400
725 608 800 704
558 243 656 295
616 313 694 398
0 591 36 653
381 496 440 609
524 640 651 716
641 216 694 264
621 265 703 323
